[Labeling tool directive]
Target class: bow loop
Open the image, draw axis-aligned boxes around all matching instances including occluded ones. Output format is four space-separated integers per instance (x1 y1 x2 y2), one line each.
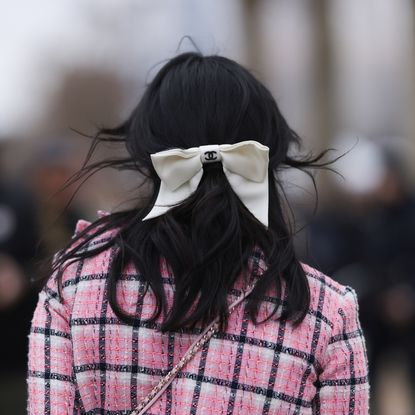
220 141 269 182
150 147 201 191
143 140 270 227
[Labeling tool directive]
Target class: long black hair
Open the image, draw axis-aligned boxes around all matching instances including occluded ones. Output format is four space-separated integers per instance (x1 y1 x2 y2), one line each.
38 52 338 333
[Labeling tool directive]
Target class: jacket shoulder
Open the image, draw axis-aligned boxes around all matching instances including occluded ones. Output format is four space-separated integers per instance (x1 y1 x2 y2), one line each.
300 262 348 296
68 209 119 251
299 262 359 327
52 210 120 287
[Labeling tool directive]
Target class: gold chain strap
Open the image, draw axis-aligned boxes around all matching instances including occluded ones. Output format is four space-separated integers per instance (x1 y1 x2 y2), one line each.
131 281 256 415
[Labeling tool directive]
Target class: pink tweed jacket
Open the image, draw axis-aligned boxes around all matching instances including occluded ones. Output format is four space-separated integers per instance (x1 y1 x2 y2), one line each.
27 212 370 414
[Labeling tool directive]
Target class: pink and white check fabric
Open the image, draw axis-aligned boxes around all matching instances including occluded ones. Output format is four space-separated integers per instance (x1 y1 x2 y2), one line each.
27 214 370 414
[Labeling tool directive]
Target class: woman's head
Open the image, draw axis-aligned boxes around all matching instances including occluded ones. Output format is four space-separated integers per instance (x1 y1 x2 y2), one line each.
113 52 298 181
41 52 335 333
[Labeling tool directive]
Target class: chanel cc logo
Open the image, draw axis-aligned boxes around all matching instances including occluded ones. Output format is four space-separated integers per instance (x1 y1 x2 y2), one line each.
203 151 218 161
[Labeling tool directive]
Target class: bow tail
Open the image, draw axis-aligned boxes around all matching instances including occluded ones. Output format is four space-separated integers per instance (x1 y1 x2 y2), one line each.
224 169 269 228
142 170 203 221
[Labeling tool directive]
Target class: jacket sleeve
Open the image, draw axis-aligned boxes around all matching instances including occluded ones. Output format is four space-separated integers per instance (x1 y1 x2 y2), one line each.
27 259 78 414
312 286 371 414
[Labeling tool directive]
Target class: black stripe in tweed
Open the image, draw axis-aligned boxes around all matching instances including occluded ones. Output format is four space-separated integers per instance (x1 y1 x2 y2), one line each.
74 363 166 375
31 326 71 339
262 289 288 414
294 278 326 415
98 247 117 410
165 332 175 414
44 298 52 414
74 386 83 414
329 329 363 344
313 392 321 414
64 272 175 288
315 375 368 387
28 370 73 382
131 281 146 409
339 305 356 414
190 340 210 415
71 258 86 413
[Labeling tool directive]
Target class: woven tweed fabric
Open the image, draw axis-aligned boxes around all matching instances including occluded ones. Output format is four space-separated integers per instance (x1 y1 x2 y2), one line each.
27 213 370 414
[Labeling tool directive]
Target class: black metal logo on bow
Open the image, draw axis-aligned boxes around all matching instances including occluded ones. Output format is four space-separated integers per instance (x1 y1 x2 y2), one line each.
203 151 218 161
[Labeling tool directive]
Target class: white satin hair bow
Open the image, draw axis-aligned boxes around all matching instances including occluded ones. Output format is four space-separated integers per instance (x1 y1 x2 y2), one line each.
142 140 270 227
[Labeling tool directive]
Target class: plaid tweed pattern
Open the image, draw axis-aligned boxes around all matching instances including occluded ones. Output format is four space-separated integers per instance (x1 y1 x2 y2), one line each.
27 215 370 414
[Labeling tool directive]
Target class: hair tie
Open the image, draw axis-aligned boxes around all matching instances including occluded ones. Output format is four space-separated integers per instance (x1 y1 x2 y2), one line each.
142 140 269 227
